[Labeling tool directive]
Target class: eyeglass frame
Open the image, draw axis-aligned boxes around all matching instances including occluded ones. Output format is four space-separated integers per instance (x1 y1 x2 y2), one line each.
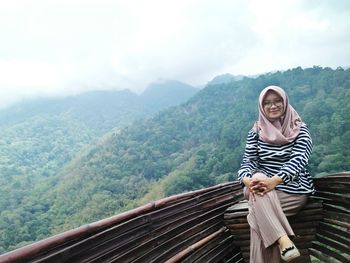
262 98 284 108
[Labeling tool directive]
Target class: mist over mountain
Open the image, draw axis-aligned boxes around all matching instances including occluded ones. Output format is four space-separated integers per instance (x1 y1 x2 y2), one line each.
1 67 349 253
0 80 197 130
207 73 244 85
140 79 198 109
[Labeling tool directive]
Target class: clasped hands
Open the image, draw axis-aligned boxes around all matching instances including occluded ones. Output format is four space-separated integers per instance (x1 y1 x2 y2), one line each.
243 176 283 200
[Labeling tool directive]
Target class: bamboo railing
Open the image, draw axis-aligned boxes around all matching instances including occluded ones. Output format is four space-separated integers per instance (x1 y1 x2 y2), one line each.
0 172 349 263
310 172 350 263
0 182 244 263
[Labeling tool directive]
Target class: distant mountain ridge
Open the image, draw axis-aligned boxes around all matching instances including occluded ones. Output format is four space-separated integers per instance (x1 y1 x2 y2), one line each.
207 73 244 85
0 79 197 181
0 80 197 129
140 79 198 109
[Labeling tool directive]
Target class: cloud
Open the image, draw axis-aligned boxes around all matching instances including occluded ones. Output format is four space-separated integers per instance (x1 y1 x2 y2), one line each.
0 0 349 108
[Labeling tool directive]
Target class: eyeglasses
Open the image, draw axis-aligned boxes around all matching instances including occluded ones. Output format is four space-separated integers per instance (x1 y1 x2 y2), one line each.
262 98 283 108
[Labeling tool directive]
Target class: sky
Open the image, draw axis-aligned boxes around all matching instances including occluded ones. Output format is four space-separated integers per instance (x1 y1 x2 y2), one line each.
0 0 349 109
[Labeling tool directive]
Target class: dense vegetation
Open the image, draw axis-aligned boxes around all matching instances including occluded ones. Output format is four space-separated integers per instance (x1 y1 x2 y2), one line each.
0 81 197 253
1 66 349 253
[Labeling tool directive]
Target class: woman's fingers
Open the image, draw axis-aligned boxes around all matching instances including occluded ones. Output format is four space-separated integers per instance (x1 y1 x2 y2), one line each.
250 180 269 196
249 177 279 198
250 179 260 186
251 181 265 190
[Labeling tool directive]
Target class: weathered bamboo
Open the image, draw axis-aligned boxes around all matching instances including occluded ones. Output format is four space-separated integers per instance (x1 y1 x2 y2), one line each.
0 172 349 263
311 172 350 262
221 172 350 263
164 227 227 262
0 182 243 263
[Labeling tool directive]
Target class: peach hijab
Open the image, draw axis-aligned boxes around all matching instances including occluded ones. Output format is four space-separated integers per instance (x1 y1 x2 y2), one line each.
254 85 303 145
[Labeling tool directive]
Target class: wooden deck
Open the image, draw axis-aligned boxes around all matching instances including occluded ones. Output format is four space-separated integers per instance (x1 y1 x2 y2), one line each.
0 172 349 263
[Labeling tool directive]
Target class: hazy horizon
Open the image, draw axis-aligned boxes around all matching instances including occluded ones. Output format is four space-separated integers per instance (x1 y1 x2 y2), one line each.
1 0 349 108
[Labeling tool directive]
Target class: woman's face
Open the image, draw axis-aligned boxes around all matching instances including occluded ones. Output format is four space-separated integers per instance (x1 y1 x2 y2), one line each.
262 91 284 119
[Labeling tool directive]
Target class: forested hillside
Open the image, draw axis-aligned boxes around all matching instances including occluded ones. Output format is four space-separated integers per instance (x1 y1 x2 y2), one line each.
0 81 197 253
1 66 349 253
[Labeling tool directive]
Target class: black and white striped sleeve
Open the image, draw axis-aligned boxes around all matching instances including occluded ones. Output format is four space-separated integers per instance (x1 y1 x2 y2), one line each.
277 126 313 184
237 129 259 185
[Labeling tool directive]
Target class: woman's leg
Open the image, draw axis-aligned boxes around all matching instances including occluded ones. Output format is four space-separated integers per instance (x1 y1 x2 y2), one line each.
275 190 308 253
248 222 280 263
245 172 307 263
277 190 308 217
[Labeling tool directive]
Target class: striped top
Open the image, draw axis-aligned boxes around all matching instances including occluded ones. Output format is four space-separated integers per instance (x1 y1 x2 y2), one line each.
237 125 315 194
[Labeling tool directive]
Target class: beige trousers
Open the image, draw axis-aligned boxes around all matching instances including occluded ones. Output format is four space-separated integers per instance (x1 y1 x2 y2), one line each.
244 172 308 263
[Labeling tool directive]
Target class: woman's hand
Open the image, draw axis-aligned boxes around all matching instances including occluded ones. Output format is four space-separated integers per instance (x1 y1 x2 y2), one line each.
243 177 263 200
243 176 283 198
253 176 283 196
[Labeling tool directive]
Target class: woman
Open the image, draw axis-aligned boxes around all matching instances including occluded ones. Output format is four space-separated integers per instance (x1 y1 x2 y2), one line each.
237 85 315 262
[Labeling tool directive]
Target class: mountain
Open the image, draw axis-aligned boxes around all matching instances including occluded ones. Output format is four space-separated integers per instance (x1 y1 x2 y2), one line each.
0 81 198 185
0 79 198 130
1 66 350 253
207 73 244 85
139 79 198 109
0 82 197 252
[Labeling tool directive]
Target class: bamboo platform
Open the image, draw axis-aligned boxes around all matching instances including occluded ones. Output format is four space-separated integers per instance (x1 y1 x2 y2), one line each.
224 199 323 262
0 172 349 263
